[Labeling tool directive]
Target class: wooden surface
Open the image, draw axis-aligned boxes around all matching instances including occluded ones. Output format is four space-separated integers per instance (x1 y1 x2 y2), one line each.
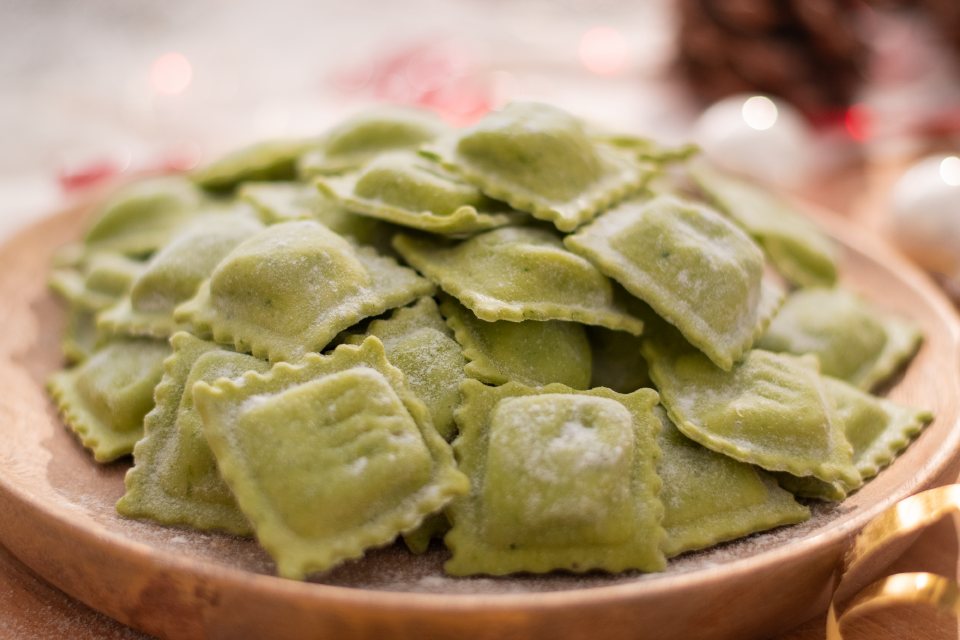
2 182 960 639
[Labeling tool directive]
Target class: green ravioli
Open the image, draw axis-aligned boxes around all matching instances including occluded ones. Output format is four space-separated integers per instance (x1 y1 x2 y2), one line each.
193 139 316 193
654 406 809 557
117 333 270 534
773 376 933 501
643 325 859 488
49 252 148 363
49 252 147 312
83 176 204 257
175 220 435 363
690 162 837 288
61 306 102 364
394 226 644 334
317 151 522 235
565 195 782 370
346 297 466 442
238 180 390 246
439 294 592 390
757 287 923 391
299 106 450 178
48 338 172 462
99 213 265 338
445 379 665 576
422 101 654 232
192 336 469 579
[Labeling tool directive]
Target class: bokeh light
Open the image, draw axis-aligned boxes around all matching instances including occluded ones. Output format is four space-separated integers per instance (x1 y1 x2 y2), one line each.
579 27 627 75
940 156 960 186
845 104 873 142
165 141 202 171
741 96 777 130
151 53 192 96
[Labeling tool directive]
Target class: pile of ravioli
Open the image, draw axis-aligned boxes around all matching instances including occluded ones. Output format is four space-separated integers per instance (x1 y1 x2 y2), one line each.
47 101 932 581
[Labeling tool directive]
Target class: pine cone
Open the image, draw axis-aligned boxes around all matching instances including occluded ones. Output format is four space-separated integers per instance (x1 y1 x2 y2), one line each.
677 0 869 115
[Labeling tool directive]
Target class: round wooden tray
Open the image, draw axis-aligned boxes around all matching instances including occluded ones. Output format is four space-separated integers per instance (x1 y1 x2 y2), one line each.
0 197 958 640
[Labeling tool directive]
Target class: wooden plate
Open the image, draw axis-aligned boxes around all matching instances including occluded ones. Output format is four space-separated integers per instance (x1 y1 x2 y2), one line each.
0 197 958 640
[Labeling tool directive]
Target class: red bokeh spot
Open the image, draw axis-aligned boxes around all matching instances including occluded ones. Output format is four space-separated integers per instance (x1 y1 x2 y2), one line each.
58 159 122 192
845 104 874 142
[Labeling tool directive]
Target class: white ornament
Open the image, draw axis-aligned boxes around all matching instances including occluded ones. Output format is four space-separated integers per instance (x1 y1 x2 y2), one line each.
693 94 811 187
890 155 960 276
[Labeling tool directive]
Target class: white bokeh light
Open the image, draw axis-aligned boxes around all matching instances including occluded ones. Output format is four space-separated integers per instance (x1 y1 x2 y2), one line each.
940 156 960 186
742 96 778 131
890 154 960 275
579 27 628 75
694 94 810 187
151 53 192 96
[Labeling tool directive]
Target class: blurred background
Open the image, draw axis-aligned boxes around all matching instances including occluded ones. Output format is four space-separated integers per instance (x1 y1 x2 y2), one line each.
3 2 960 637
2 0 960 271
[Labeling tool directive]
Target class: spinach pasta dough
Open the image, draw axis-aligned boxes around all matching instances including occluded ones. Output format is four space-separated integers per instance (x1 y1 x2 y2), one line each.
757 287 923 391
690 162 838 289
82 175 205 256
117 333 270 535
643 325 861 488
394 226 644 333
439 294 593 390
175 220 434 363
100 213 265 338
49 338 172 462
345 297 467 442
423 101 654 232
317 151 522 235
566 195 783 370
654 406 809 557
446 380 665 576
299 105 450 178
41 100 932 583
193 337 469 579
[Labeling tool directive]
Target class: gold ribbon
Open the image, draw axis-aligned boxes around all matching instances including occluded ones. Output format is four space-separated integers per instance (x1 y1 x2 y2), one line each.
826 484 960 639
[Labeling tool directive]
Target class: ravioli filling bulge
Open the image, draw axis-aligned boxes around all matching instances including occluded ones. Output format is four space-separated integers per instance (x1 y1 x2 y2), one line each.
237 367 433 539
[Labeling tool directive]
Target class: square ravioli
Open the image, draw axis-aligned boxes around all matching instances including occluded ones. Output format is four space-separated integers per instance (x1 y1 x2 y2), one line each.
439 294 592 390
99 213 264 338
299 106 450 178
345 297 467 442
239 181 389 249
445 379 665 576
565 194 783 370
757 287 923 391
49 252 147 313
773 376 933 501
193 138 317 193
690 162 837 288
117 333 271 535
175 220 435 363
192 336 469 579
317 151 523 235
643 325 860 488
393 226 644 334
48 338 172 462
654 406 809 557
82 175 205 257
422 101 654 232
